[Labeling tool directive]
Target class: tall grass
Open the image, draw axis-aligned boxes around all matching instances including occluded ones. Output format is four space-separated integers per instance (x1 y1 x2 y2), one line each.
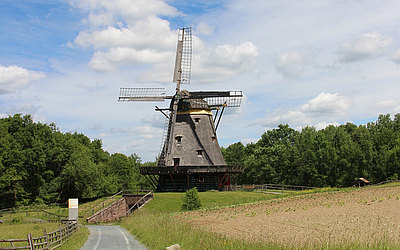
120 209 275 250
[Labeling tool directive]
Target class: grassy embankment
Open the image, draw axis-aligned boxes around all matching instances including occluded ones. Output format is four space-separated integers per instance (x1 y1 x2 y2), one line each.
119 185 400 249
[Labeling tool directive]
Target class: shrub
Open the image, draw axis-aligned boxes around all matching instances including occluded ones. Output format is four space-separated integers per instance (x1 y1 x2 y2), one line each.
181 187 201 211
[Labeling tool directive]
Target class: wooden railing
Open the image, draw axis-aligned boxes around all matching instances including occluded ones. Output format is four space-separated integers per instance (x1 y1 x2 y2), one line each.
125 190 154 215
226 183 316 193
0 209 66 223
0 204 62 215
83 190 123 217
0 222 78 250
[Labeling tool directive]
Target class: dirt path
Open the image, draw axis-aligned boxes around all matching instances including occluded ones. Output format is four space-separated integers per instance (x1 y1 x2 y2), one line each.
80 225 146 250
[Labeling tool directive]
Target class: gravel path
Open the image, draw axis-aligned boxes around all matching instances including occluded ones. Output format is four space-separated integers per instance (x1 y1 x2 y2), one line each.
80 225 147 250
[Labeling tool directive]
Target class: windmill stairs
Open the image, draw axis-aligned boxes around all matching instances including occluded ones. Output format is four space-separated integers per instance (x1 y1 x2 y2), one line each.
86 190 153 223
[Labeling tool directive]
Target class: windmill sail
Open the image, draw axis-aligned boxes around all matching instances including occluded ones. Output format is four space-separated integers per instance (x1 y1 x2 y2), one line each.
118 88 170 102
173 27 192 87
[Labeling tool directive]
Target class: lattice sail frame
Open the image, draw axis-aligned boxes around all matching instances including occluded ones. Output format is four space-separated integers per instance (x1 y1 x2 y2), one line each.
181 27 192 84
118 88 169 102
190 91 243 108
173 27 192 85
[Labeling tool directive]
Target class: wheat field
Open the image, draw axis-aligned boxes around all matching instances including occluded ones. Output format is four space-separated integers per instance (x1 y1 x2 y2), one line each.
180 185 400 248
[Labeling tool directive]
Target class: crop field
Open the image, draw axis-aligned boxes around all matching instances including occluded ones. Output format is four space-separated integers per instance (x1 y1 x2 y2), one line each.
179 185 400 248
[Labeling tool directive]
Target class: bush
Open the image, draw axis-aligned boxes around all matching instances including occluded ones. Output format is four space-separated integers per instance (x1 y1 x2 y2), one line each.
181 187 201 211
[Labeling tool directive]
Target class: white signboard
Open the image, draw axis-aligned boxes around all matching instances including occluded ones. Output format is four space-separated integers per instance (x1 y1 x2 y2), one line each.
68 198 79 221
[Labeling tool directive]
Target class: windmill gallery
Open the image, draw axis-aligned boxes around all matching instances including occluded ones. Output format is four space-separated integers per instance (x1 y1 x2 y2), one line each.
119 28 243 192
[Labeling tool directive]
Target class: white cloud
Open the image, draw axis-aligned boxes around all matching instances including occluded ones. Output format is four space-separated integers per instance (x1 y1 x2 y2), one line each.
301 92 350 117
70 0 259 82
274 51 309 78
378 99 398 108
314 121 340 130
0 65 45 94
74 18 176 51
339 31 392 62
241 138 259 145
195 22 214 36
391 49 400 64
71 0 178 73
68 0 178 20
89 47 173 72
377 99 400 114
83 12 114 27
254 92 350 130
193 41 258 82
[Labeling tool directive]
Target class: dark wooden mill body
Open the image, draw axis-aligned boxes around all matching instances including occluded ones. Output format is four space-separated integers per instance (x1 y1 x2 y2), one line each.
119 27 243 192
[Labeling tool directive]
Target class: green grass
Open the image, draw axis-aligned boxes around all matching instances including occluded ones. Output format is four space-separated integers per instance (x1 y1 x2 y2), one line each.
144 191 281 213
59 225 90 250
0 222 60 239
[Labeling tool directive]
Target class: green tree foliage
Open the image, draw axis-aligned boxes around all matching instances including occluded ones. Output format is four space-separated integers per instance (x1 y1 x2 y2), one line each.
0 114 151 209
181 187 201 211
223 114 400 188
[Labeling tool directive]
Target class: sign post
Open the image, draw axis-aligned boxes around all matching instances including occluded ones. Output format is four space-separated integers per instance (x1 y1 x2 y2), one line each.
68 198 79 222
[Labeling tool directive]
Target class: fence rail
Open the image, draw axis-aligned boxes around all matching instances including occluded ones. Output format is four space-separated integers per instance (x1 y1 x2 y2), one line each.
225 183 316 193
83 190 123 217
0 209 67 223
369 179 400 186
0 222 78 250
125 190 154 215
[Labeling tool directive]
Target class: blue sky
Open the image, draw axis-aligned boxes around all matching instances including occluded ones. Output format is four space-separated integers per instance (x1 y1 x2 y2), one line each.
1 0 400 161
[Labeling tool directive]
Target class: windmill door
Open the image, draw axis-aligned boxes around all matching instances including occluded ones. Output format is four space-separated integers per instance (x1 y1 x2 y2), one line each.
174 158 180 171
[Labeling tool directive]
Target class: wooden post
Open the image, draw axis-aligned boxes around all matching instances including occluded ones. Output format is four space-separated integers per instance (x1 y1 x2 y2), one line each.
59 225 63 245
27 233 33 250
44 229 49 249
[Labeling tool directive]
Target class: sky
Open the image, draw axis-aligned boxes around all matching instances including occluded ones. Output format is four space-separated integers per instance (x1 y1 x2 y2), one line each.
1 0 400 162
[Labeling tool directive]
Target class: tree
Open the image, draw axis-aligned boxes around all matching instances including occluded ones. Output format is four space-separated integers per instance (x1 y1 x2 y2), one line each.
181 187 201 211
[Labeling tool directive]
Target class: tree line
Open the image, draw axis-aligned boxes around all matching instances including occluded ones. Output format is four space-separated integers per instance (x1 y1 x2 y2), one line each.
0 114 150 209
222 114 400 187
2 113 399 208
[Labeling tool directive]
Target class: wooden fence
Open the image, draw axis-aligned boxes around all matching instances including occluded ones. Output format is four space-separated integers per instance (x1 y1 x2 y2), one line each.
0 209 67 223
125 190 154 215
0 222 78 250
83 191 123 217
226 183 316 193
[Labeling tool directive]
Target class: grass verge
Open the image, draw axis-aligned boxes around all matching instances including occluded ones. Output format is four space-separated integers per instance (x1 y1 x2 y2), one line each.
59 224 90 250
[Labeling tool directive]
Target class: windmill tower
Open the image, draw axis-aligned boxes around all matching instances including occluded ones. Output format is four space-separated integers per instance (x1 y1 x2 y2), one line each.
119 27 243 192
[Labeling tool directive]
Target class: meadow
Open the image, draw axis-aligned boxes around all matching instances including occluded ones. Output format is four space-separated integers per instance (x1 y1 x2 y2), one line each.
0 200 101 249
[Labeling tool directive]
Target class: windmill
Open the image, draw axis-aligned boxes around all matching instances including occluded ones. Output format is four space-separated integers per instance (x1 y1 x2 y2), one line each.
119 27 243 192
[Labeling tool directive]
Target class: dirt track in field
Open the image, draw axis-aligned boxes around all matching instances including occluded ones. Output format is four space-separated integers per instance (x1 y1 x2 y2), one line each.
179 186 400 247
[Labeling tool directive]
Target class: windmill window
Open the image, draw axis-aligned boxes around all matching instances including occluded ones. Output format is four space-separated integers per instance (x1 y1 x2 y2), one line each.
197 150 203 157
174 158 180 167
194 118 200 124
175 136 182 145
199 175 205 182
212 136 216 143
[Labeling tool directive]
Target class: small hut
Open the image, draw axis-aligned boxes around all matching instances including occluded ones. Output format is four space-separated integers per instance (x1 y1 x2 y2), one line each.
354 178 370 187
